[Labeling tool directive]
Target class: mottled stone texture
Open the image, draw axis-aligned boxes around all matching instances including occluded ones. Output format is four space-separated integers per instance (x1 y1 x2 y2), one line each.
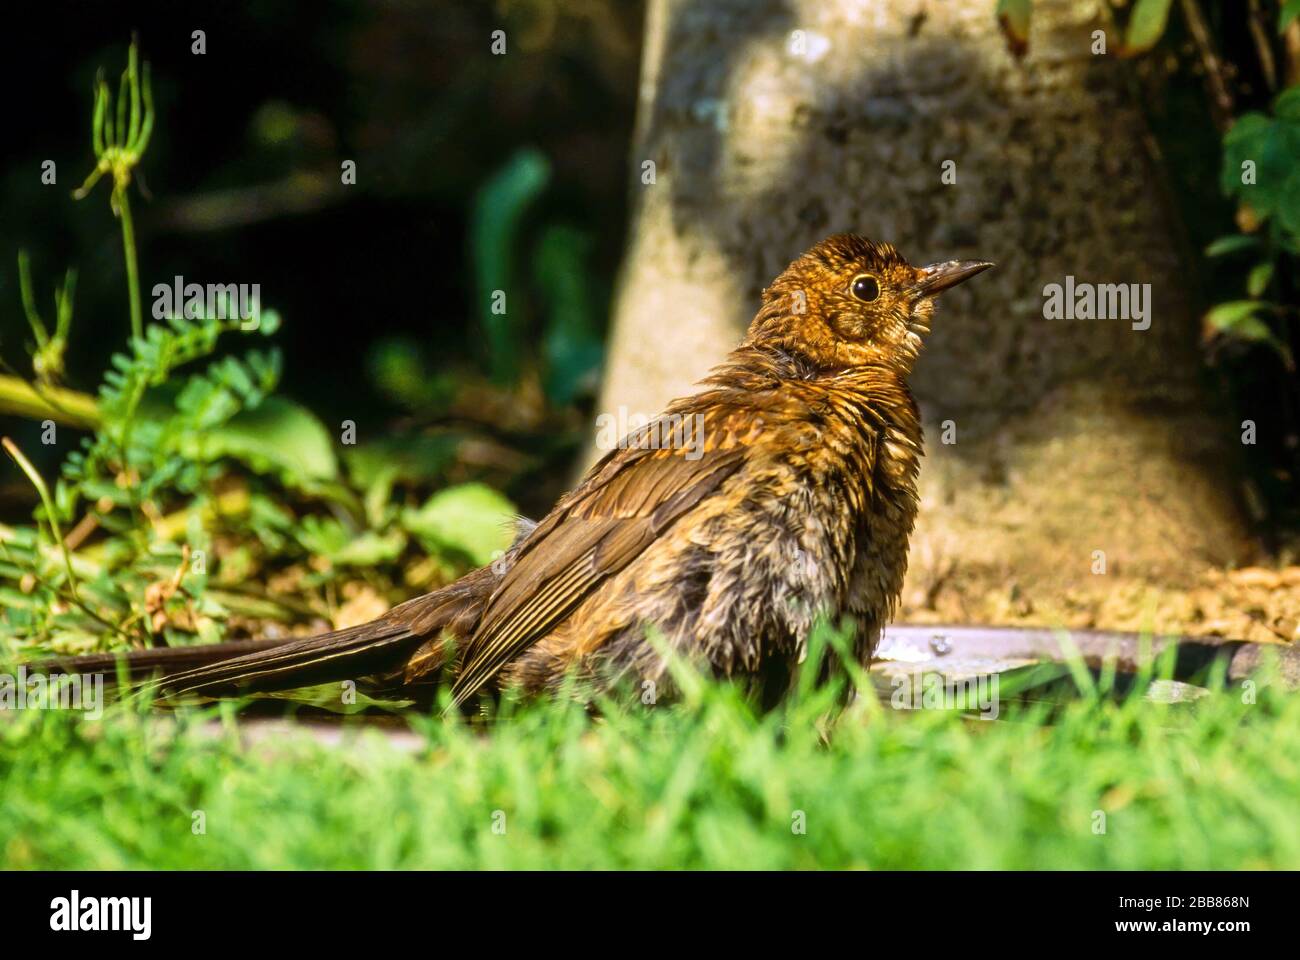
594 0 1250 610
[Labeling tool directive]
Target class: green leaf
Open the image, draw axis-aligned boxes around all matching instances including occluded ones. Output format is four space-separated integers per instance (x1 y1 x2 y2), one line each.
1274 143 1300 234
343 435 460 490
366 337 450 411
1276 86 1300 122
1220 112 1300 218
1205 300 1267 335
0 587 43 612
327 530 406 566
255 308 281 335
177 396 338 486
1223 112 1272 147
1246 262 1275 297
1220 113 1271 198
1205 302 1289 365
402 482 516 566
995 0 1031 56
1278 167 1300 239
298 516 405 566
1281 0 1300 34
470 148 552 383
1204 234 1260 257
1268 85 1300 124
533 224 604 406
1125 0 1174 54
1223 314 1278 345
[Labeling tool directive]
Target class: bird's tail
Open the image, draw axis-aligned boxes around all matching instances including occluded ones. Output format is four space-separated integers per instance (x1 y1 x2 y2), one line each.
36 638 291 685
31 619 430 700
29 564 497 700
149 616 427 697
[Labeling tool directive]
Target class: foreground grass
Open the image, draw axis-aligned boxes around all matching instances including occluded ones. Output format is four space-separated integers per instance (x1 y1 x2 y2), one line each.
2 651 1298 869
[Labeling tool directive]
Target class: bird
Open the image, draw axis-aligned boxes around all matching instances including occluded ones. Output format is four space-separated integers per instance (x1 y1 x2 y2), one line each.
49 235 991 710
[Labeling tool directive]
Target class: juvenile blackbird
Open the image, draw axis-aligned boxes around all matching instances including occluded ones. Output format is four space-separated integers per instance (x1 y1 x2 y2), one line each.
57 235 991 708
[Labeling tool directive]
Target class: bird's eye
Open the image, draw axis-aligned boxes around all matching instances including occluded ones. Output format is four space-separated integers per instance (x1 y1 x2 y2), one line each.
851 274 880 302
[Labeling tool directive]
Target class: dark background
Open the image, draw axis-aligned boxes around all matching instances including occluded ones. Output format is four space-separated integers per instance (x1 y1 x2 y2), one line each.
0 0 643 518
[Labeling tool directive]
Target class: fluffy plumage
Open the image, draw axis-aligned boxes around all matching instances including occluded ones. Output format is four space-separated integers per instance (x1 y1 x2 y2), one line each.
45 235 990 709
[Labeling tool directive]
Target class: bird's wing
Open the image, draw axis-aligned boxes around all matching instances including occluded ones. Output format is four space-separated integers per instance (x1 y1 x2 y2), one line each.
449 409 753 706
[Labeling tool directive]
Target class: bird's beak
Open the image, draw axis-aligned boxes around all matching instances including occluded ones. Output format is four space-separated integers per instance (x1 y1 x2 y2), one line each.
914 259 994 296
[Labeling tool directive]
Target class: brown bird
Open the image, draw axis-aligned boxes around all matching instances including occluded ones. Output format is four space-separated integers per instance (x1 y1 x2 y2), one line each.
54 235 991 709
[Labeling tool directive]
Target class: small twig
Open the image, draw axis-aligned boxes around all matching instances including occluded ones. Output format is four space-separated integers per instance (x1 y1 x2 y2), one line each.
1285 19 1300 88
1178 0 1235 132
1247 0 1278 92
144 544 192 644
62 505 105 553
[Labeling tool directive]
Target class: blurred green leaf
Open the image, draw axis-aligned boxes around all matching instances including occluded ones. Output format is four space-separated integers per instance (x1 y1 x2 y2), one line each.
1247 262 1275 297
1204 234 1261 257
256 309 282 336
1276 86 1300 123
343 435 461 490
470 148 551 383
402 482 516 566
0 588 42 612
366 337 450 411
331 531 406 567
1204 301 1292 367
1221 113 1271 197
178 396 338 486
298 516 405 566
1206 300 1268 335
1124 0 1174 55
1283 0 1300 32
533 224 604 406
1278 166 1300 238
1220 104 1300 224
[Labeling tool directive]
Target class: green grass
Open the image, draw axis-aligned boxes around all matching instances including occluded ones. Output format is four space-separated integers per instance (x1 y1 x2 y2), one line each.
2 644 1298 869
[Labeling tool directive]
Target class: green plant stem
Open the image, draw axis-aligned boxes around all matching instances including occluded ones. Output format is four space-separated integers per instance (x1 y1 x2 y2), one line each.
117 189 143 342
0 374 100 428
2 437 81 603
1 445 135 644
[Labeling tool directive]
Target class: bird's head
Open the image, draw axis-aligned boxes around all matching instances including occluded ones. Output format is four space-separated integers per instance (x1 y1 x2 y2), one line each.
750 234 992 373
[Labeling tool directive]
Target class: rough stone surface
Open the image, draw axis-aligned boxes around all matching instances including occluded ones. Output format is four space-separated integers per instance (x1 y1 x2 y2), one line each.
593 0 1252 630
